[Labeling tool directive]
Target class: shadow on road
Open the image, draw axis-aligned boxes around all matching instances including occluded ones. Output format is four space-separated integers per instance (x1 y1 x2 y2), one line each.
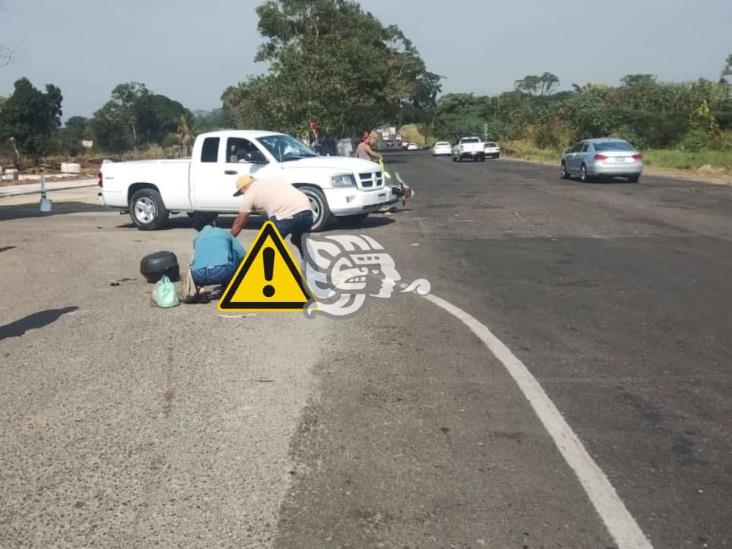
117 213 397 232
0 246 17 253
0 202 107 222
0 306 79 341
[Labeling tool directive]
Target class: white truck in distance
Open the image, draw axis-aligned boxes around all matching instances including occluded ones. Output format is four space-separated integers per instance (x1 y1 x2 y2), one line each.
99 130 395 231
453 136 485 162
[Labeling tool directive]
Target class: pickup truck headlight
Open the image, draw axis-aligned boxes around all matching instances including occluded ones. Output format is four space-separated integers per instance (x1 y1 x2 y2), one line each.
331 173 357 188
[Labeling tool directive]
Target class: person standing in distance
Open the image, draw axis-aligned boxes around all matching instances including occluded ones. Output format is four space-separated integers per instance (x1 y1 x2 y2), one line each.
230 175 314 257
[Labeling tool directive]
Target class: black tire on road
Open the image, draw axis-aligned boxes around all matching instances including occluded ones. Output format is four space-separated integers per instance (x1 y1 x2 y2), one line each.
130 188 169 230
479 154 486 162
560 162 570 179
299 186 331 232
628 175 640 183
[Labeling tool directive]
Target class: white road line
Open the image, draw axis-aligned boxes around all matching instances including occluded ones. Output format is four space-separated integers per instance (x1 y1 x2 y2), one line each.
423 293 653 549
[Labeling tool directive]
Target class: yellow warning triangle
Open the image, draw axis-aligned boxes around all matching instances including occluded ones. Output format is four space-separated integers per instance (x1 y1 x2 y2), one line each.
217 221 310 312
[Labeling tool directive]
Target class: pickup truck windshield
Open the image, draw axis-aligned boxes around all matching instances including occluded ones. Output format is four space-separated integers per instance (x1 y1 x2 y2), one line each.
461 138 479 143
258 134 318 162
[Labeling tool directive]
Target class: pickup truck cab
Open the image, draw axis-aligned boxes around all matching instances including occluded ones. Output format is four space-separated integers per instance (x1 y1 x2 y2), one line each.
452 137 485 162
99 130 395 231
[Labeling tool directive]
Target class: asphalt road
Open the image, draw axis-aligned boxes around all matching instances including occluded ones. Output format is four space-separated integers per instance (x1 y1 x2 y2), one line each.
1 154 730 548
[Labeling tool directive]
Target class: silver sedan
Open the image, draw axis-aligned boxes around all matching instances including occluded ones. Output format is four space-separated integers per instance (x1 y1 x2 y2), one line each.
560 138 643 183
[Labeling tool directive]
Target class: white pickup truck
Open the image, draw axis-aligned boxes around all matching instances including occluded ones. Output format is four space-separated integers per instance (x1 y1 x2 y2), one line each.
452 136 485 162
99 130 396 231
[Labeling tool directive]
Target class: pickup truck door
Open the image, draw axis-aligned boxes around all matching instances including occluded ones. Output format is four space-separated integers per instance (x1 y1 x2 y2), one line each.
190 136 264 211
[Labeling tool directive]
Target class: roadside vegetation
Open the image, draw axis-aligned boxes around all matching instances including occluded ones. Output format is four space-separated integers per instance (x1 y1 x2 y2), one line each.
430 67 732 175
0 0 731 178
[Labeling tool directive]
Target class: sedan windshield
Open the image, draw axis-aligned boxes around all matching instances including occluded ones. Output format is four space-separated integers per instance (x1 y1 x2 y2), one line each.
257 134 317 162
595 141 635 152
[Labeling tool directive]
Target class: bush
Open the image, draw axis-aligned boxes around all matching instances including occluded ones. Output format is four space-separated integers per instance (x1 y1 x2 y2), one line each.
679 129 711 152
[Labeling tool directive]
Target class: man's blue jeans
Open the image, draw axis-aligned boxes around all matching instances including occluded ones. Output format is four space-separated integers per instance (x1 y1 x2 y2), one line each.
191 263 237 287
270 210 314 256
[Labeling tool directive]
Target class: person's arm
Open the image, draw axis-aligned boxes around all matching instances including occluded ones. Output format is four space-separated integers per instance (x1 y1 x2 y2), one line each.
230 211 249 237
230 235 246 263
364 142 382 160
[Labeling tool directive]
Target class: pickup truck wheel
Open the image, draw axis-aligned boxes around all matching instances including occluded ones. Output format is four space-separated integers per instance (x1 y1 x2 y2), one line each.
299 186 331 232
130 188 169 230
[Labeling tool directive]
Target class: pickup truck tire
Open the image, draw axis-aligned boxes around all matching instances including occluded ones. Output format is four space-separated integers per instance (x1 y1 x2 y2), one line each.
130 188 169 230
299 186 331 232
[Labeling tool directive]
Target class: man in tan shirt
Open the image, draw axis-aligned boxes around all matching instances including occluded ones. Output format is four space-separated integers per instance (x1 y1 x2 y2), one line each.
230 175 313 256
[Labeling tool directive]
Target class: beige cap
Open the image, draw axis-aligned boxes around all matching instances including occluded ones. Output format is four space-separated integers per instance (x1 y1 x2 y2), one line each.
233 175 256 196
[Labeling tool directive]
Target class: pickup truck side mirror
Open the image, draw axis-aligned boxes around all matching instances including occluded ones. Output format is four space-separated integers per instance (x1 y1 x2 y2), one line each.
243 150 268 164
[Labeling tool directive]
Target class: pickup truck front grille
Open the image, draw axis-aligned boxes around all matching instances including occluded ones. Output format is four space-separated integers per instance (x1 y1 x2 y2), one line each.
359 171 384 189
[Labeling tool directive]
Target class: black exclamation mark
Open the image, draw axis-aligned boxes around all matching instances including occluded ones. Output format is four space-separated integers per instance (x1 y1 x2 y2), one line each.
262 247 275 297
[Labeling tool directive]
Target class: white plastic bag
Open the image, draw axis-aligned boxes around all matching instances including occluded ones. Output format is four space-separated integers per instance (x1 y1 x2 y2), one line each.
152 275 180 308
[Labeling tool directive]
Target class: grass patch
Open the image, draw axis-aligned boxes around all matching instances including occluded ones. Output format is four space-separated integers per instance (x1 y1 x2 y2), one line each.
643 149 732 173
502 140 561 164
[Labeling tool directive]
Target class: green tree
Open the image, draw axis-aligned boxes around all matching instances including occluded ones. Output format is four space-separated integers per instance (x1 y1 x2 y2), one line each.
91 82 191 153
721 54 732 83
433 94 485 142
192 108 230 133
223 0 440 137
57 115 91 156
514 73 559 96
515 75 541 95
620 74 657 87
0 77 63 163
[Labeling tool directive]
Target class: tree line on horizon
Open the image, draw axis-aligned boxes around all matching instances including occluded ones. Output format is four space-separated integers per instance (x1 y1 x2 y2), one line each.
1 0 731 166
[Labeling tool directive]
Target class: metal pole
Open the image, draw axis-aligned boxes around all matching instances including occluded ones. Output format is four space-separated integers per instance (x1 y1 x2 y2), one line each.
40 167 52 213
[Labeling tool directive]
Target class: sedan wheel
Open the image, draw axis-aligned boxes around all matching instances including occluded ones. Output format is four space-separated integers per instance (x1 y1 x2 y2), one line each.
560 162 569 179
580 164 592 183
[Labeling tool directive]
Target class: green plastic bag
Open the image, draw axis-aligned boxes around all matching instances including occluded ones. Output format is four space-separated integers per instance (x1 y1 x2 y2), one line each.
152 275 180 308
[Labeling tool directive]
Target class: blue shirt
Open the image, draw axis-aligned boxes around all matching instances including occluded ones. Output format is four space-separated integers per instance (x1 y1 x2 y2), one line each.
191 226 245 271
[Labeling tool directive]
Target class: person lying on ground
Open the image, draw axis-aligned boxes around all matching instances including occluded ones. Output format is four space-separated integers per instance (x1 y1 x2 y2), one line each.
230 175 313 257
183 221 245 303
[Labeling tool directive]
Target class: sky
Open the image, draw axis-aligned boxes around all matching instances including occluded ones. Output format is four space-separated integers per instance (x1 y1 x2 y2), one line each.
0 0 730 120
